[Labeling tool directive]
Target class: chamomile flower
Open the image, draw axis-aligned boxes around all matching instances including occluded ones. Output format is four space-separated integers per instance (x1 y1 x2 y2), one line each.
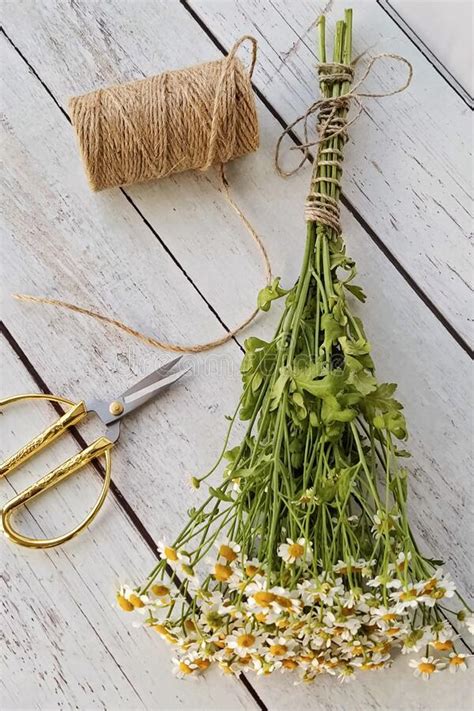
116 584 150 611
429 620 454 643
264 636 295 661
157 541 182 564
409 656 445 680
388 551 412 574
371 510 400 538
172 657 198 678
278 538 313 564
215 538 241 564
337 664 356 683
448 653 468 673
227 628 262 656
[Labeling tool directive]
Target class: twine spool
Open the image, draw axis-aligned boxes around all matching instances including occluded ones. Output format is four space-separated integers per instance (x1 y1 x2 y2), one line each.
69 36 259 191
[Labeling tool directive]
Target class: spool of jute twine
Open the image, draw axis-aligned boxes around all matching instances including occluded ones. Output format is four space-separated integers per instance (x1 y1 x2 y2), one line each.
69 36 259 191
15 45 412 354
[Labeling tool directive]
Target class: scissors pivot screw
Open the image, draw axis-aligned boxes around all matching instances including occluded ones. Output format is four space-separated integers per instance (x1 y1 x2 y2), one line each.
109 400 124 416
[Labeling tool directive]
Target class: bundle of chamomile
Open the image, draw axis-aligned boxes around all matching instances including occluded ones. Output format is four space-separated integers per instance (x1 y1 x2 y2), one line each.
118 10 472 683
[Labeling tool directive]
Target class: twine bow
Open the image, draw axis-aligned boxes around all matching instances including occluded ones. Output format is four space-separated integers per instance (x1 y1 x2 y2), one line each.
275 53 413 234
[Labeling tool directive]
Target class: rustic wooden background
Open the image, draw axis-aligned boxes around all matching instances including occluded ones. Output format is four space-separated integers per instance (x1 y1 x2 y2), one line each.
1 1 472 709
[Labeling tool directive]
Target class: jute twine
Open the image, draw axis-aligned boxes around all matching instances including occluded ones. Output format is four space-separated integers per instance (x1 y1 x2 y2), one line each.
15 37 274 354
15 51 413 354
275 53 413 235
69 36 259 191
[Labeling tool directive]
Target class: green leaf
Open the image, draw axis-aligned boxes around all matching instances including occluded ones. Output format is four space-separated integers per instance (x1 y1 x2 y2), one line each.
321 395 357 423
223 445 241 462
339 336 371 356
350 368 378 396
344 283 367 303
257 277 288 312
321 313 345 343
270 368 290 409
209 487 234 502
251 371 263 392
295 369 347 399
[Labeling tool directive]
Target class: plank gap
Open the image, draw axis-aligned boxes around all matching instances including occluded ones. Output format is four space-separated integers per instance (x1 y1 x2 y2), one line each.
378 0 474 108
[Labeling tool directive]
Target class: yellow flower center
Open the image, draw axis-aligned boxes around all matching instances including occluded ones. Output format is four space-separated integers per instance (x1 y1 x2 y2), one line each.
269 644 287 656
184 620 196 633
219 544 237 562
386 627 401 636
288 543 305 558
245 564 261 576
275 595 292 609
239 654 252 665
164 546 178 561
418 662 436 675
178 662 194 675
237 633 256 648
128 594 145 608
195 658 210 670
255 612 267 623
214 563 232 582
381 613 397 621
282 659 298 669
151 584 170 597
432 640 453 651
116 594 134 612
153 624 168 635
450 656 464 666
400 590 417 601
253 591 276 606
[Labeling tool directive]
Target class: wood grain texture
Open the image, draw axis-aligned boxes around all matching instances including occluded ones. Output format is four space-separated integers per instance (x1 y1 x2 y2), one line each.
0 336 257 711
1 1 473 709
188 0 473 346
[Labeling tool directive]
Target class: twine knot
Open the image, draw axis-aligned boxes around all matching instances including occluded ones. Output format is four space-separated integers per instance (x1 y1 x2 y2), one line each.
275 53 413 234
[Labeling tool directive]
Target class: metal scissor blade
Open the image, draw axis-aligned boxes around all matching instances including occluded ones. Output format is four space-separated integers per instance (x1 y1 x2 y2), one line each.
121 367 190 416
122 356 183 398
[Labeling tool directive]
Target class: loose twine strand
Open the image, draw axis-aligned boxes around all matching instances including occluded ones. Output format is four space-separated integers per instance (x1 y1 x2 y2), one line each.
15 50 412 353
275 53 413 235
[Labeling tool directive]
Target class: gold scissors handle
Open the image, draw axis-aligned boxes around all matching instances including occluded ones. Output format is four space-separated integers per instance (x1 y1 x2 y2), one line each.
0 393 113 549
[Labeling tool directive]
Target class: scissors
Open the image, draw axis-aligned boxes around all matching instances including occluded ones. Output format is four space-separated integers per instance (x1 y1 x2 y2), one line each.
0 356 189 550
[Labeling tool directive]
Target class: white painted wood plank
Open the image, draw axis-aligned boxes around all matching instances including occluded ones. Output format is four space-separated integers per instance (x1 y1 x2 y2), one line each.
0 337 257 711
390 0 474 96
1 4 473 709
187 0 473 345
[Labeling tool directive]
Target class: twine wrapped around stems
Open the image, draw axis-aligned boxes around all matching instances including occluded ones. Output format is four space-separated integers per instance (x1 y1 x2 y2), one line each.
275 53 413 234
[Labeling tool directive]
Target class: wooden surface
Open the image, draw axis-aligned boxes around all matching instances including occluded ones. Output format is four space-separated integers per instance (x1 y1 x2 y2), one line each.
1 1 472 709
